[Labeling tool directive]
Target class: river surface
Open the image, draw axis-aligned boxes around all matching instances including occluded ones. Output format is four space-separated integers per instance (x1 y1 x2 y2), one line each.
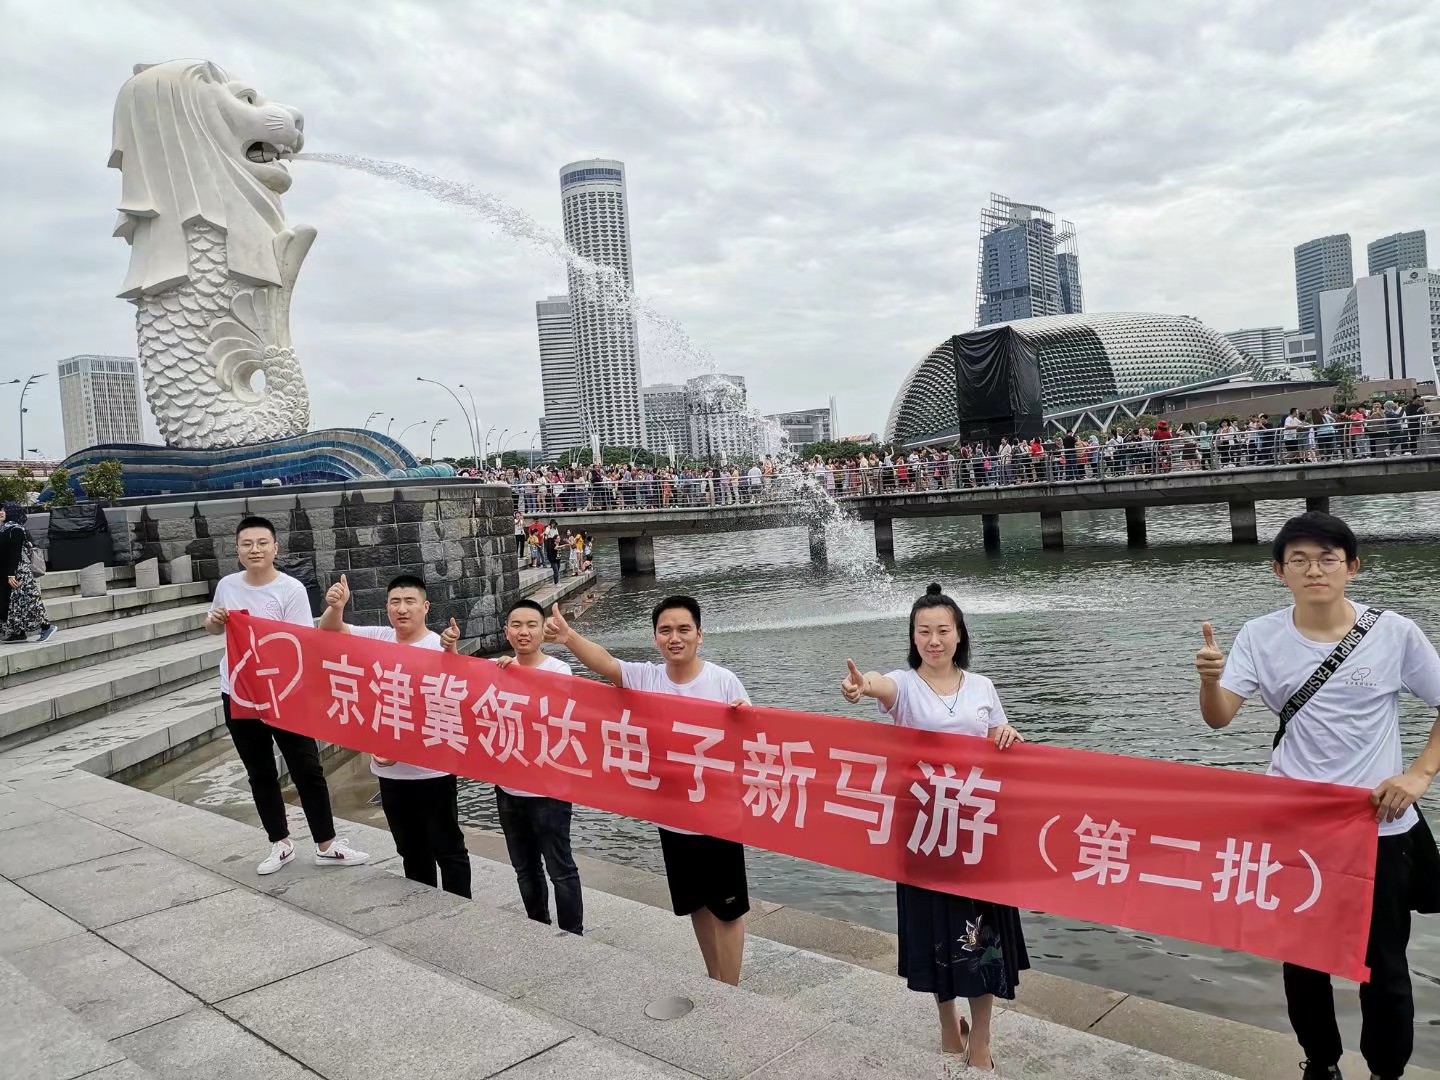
136 493 1440 1063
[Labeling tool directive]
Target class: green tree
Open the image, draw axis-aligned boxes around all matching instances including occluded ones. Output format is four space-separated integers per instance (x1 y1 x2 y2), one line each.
1312 359 1356 406
1111 413 1162 435
79 459 125 503
796 439 886 461
45 467 76 507
0 465 39 507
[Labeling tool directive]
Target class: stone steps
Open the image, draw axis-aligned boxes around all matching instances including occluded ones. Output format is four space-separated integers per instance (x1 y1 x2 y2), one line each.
0 688 1240 1080
0 950 161 1080
0 603 211 691
0 772 1239 1080
37 564 136 599
0 636 222 752
41 582 211 632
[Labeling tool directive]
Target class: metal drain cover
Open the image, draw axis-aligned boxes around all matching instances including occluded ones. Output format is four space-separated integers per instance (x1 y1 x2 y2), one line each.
644 995 694 1020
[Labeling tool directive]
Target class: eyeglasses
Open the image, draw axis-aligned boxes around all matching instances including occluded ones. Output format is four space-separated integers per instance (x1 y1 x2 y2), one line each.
1283 554 1347 573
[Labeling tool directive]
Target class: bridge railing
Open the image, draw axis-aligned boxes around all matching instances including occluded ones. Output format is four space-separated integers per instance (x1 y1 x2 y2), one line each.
505 414 1438 513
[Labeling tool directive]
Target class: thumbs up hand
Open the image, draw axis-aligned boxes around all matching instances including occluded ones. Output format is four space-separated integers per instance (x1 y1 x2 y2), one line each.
1195 622 1226 683
440 617 461 653
841 658 869 703
544 603 573 646
325 574 350 611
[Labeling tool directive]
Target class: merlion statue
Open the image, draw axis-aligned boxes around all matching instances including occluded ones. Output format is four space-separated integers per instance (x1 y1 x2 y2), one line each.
110 60 312 448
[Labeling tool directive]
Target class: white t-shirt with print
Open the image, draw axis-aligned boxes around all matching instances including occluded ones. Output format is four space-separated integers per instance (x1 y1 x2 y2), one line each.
619 659 750 835
499 654 574 798
880 668 1007 737
1220 601 1440 836
348 625 449 781
214 571 313 695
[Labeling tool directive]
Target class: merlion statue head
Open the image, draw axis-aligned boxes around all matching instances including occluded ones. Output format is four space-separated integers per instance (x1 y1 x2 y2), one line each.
109 60 306 299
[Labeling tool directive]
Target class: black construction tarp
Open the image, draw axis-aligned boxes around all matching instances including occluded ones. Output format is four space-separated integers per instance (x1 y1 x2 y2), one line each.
45 503 115 571
951 327 1044 443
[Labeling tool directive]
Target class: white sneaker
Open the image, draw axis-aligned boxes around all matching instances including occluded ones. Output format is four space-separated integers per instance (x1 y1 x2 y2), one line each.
257 839 295 876
314 838 369 867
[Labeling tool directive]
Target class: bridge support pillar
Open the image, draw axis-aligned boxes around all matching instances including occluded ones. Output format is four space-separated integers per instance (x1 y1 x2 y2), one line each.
982 514 1001 554
809 522 828 563
617 535 656 576
1040 511 1064 551
1229 501 1258 545
1125 505 1148 548
874 518 895 561
1306 496 1330 515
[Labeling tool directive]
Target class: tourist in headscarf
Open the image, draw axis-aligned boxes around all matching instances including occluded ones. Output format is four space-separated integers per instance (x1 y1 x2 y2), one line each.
0 503 56 643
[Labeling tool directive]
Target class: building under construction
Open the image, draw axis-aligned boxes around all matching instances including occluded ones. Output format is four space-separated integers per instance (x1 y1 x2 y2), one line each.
974 193 1084 327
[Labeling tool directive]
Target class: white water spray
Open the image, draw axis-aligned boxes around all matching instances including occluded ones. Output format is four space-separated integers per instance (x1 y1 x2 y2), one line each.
296 152 896 594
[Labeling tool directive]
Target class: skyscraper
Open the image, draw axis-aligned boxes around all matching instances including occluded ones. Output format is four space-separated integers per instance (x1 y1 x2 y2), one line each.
1222 326 1287 368
58 355 144 455
1293 234 1353 336
1367 230 1428 276
560 159 644 449
975 194 1083 327
642 383 689 458
535 295 583 460
1318 267 1440 386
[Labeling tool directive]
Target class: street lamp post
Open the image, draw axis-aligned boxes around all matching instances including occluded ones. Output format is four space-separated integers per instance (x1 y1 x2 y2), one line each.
493 428 509 466
483 425 497 459
415 377 479 466
385 417 396 437
364 411 382 429
428 417 447 460
17 374 46 462
457 383 482 468
397 420 427 448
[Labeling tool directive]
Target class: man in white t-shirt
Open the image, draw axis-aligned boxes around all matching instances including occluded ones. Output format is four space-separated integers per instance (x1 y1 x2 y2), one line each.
1196 511 1440 1080
545 594 751 985
319 572 470 897
206 516 369 876
491 598 584 934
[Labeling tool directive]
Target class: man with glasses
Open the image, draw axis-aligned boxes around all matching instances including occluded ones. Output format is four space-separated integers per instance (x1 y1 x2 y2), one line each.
1194 511 1440 1080
206 516 370 875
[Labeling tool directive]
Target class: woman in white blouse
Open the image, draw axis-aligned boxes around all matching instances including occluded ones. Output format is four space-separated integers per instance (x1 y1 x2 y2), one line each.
841 583 1027 1074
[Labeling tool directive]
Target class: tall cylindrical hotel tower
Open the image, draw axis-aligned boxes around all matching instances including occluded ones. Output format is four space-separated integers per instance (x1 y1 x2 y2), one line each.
560 159 645 449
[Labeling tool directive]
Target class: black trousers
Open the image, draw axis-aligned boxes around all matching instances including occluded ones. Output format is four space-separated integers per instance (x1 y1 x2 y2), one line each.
496 789 583 934
1284 824 1415 1078
377 774 471 898
222 694 335 846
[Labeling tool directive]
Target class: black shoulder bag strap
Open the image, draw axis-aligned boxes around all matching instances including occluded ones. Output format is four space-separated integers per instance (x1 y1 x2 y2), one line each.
1272 607 1383 749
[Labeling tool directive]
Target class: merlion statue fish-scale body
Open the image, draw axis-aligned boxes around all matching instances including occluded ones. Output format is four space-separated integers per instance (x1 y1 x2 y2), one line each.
110 60 312 448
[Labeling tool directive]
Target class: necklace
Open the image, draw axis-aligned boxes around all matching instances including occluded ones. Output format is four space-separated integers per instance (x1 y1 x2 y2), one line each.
918 670 964 715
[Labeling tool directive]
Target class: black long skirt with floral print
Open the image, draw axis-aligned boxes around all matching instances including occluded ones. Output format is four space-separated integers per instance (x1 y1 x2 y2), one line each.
2 559 47 639
896 882 1029 1002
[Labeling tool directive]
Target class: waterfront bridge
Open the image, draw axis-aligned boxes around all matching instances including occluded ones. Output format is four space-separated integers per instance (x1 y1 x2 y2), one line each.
541 454 1440 574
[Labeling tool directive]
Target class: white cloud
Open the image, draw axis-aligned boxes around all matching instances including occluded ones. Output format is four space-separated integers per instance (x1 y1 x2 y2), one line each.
1 0 1437 459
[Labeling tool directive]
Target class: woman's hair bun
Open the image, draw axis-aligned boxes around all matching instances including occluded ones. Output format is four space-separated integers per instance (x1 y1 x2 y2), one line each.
925 583 943 596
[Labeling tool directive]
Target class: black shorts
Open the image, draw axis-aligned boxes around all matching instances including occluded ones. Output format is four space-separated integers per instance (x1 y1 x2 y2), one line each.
657 829 749 921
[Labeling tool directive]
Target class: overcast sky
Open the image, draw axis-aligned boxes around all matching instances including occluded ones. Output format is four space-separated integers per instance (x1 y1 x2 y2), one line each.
3 0 1438 461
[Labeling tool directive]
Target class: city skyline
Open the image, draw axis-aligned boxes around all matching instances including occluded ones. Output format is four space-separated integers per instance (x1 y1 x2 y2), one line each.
3 3 1439 459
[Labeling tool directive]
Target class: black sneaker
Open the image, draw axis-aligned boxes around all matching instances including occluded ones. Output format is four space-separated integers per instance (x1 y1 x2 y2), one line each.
2 633 25 644
37 623 57 642
1301 1064 1341 1080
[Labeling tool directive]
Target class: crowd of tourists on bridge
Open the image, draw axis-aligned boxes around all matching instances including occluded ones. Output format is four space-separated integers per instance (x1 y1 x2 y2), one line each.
451 397 1435 514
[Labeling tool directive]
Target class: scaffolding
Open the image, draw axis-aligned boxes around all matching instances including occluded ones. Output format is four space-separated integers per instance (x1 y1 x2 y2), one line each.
973 193 1082 327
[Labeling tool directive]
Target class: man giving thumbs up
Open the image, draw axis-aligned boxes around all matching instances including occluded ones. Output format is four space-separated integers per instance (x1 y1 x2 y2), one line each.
318 573 470 898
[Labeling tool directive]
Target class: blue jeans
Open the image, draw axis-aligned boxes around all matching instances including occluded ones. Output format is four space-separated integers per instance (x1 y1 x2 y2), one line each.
495 789 583 934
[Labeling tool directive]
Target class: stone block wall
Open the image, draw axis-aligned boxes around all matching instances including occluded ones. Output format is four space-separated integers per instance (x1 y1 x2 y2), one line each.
103 483 518 651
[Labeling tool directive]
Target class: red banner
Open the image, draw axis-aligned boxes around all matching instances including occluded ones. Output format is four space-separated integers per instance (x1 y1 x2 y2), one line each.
227 612 1378 980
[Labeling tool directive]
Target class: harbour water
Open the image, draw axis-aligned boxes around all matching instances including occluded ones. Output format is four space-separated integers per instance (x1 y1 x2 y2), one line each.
137 492 1440 1063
